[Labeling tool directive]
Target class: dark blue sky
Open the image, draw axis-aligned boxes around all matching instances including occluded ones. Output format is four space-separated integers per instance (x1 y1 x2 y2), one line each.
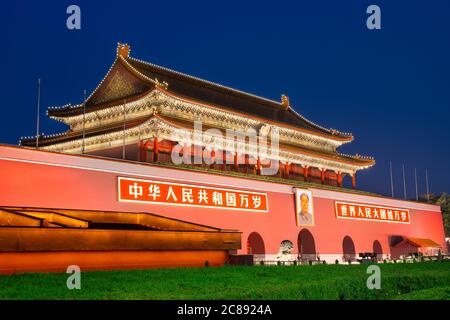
1 1 449 198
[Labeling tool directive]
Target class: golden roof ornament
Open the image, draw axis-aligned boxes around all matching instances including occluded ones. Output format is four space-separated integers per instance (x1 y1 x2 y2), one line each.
281 94 289 110
117 43 130 58
154 77 169 90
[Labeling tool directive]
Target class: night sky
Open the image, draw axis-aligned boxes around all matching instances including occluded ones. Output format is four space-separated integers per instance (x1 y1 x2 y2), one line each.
1 1 449 198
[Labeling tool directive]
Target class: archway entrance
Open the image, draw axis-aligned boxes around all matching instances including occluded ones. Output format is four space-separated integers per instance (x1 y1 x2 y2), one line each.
297 229 317 262
247 232 265 264
342 236 356 262
373 240 383 261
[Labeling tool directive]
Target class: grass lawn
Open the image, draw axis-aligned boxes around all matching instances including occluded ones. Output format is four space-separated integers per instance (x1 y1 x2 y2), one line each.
0 262 449 300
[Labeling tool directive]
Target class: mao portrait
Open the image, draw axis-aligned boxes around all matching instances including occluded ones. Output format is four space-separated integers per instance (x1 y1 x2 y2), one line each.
295 189 314 227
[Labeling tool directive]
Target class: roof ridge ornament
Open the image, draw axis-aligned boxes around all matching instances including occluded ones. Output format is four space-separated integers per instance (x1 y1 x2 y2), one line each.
117 43 130 58
154 77 169 90
281 94 289 110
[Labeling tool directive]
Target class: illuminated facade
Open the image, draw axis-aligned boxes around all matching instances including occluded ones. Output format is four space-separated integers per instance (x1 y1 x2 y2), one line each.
1 44 446 272
20 43 375 188
0 145 445 270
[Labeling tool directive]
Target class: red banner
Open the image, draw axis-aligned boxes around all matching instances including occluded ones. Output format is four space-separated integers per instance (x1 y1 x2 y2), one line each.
118 177 268 212
335 201 410 224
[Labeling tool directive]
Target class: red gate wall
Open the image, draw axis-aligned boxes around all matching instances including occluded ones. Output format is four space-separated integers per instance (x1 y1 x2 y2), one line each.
0 145 445 261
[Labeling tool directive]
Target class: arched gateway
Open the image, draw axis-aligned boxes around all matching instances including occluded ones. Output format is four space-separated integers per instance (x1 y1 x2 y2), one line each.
247 232 266 264
298 229 317 262
373 240 383 261
342 236 356 262
247 232 265 254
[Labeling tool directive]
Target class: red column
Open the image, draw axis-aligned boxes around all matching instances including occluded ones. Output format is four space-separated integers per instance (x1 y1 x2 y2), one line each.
138 141 143 162
245 155 249 174
352 173 356 189
190 145 196 165
337 172 343 187
144 140 150 162
210 150 215 168
221 150 226 171
321 169 326 184
191 144 201 166
234 153 238 172
169 142 174 164
256 157 261 175
182 144 189 165
153 137 159 162
279 161 283 178
285 162 290 178
303 166 309 182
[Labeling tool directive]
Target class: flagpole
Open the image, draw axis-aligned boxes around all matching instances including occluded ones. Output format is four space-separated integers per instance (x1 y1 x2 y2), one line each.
425 169 430 201
82 89 86 154
414 168 418 201
36 78 41 148
402 163 407 200
389 161 394 197
122 99 126 160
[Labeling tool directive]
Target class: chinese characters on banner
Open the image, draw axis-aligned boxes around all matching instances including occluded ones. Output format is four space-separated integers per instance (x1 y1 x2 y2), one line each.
335 201 410 224
118 177 268 212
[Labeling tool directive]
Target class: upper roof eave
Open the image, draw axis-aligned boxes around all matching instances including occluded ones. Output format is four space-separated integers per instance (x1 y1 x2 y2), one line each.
47 53 157 118
46 44 353 142
48 86 354 143
125 55 353 139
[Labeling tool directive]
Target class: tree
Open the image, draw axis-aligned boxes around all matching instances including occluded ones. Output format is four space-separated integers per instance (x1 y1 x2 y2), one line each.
420 193 450 237
436 193 450 237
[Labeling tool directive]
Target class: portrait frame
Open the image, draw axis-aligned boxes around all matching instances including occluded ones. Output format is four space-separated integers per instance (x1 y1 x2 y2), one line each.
294 188 315 227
